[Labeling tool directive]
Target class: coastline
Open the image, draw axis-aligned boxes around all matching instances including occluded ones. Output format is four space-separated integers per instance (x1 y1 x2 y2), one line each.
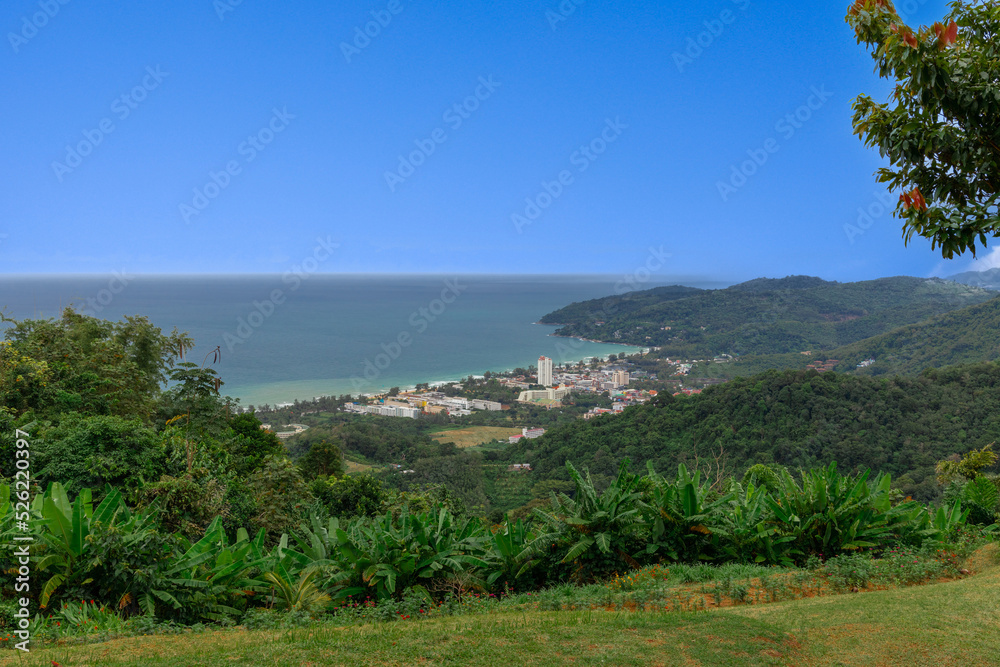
236 334 645 409
1 275 670 412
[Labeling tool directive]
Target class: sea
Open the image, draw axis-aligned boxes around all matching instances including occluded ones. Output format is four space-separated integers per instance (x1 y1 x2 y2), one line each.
0 274 725 407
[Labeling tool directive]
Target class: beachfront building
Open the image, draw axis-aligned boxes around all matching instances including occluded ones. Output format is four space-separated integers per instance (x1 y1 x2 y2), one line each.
538 356 553 387
344 403 422 419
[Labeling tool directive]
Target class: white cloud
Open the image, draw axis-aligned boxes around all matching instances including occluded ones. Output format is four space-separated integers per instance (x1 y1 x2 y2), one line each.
963 247 1000 273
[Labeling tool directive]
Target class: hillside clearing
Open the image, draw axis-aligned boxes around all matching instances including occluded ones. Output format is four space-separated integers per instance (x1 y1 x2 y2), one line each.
430 426 522 449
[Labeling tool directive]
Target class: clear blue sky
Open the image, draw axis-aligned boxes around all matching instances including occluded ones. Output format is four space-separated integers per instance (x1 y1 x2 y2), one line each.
1 0 992 282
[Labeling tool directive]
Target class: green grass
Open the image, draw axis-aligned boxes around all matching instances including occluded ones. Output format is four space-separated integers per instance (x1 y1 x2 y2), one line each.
429 426 522 449
5 545 998 666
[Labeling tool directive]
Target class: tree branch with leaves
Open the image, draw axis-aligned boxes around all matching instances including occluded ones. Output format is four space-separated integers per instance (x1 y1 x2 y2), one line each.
847 0 1000 258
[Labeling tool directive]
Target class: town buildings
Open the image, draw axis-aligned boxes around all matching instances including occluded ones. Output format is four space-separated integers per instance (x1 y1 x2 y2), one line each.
343 403 422 419
509 427 546 443
342 390 503 420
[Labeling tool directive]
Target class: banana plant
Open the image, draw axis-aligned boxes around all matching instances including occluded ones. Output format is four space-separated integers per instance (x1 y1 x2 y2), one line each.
520 459 646 580
150 517 271 622
262 568 331 612
318 506 489 602
35 483 135 607
718 481 799 566
484 515 536 588
923 499 970 539
765 463 904 557
641 462 732 562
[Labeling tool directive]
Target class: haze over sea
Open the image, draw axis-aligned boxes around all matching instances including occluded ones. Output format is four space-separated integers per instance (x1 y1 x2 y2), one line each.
0 274 727 407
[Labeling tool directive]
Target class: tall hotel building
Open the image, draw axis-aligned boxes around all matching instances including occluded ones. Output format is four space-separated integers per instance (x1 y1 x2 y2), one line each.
538 356 554 387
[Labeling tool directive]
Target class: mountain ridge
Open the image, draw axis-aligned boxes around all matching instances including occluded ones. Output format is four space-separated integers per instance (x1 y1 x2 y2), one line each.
540 275 994 358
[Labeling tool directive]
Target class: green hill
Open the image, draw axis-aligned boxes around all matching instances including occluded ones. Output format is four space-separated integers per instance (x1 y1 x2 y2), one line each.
540 276 994 358
538 284 705 325
506 361 1000 501
828 295 1000 376
684 294 1000 380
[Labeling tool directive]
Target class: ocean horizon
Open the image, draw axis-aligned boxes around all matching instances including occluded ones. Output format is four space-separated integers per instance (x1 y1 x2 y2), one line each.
0 274 729 407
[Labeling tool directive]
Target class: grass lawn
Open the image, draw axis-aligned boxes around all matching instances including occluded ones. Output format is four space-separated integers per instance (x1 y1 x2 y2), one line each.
6 545 998 666
343 459 374 474
429 426 522 449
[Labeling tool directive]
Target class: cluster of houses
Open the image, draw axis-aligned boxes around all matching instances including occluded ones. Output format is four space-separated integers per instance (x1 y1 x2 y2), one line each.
259 423 309 439
515 361 656 405
582 388 663 419
806 359 840 372
343 391 503 420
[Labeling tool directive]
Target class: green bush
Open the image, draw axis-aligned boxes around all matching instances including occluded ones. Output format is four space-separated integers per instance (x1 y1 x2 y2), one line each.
131 471 227 538
310 474 386 519
33 415 165 495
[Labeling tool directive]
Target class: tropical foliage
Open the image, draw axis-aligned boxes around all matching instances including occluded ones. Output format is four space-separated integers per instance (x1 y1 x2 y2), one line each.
0 308 996 643
508 362 1000 502
3 454 988 634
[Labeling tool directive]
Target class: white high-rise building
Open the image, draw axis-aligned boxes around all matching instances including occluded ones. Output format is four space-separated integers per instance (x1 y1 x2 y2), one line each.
613 370 630 386
538 356 553 387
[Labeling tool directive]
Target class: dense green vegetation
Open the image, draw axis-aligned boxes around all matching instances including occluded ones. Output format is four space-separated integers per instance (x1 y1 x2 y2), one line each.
508 363 1000 501
10 545 999 665
684 294 1000 382
1 456 988 626
540 276 994 358
832 296 1000 376
1 307 997 654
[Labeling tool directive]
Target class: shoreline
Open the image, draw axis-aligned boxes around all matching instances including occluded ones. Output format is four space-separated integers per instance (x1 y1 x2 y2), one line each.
245 335 646 409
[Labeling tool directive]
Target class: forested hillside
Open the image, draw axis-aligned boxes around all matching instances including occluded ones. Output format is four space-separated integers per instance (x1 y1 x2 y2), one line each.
684 295 1000 381
833 297 1000 376
507 362 1000 501
540 276 994 358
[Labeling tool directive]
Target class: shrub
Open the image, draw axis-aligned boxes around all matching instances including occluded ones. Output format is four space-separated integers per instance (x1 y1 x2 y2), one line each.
249 456 313 539
131 471 227 538
310 474 386 519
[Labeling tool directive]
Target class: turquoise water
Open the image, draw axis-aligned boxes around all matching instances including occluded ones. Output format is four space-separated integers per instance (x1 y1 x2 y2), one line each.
0 275 717 407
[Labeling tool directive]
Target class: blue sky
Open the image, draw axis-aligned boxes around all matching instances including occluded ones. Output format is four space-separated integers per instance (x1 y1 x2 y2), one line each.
1 0 993 282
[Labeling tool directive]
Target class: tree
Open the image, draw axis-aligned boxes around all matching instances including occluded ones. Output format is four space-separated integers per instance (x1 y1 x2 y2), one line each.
0 308 190 420
310 474 387 519
249 456 313 539
33 414 166 494
299 439 345 480
225 411 286 475
159 361 229 471
936 442 998 484
846 1 1000 258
